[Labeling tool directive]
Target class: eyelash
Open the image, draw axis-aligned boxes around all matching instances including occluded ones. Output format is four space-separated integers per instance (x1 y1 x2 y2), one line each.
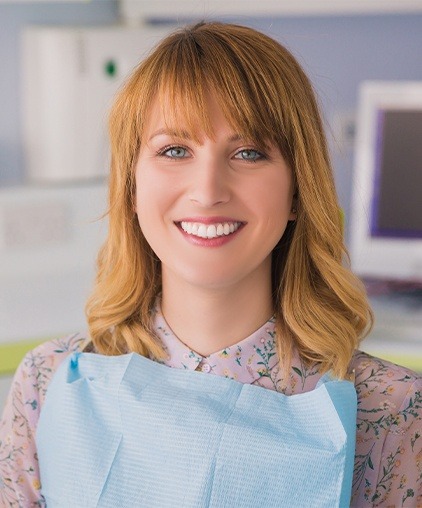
157 145 267 162
233 148 267 163
156 145 190 160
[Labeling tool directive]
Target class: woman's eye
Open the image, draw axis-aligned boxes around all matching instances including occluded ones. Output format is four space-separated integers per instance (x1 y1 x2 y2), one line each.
161 146 189 159
234 149 264 162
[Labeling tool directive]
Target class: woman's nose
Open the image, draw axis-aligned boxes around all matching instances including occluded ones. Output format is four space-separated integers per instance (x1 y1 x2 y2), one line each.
188 156 231 207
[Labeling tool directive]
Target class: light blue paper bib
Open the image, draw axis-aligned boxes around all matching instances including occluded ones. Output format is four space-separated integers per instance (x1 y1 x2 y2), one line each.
36 352 357 507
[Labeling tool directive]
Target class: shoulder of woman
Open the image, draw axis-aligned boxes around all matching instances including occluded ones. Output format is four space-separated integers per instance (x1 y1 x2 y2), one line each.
351 349 421 385
350 349 421 437
350 349 421 406
15 332 88 407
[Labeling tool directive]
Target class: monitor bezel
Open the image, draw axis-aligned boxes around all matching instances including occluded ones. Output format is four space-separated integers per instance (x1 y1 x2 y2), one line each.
350 81 422 281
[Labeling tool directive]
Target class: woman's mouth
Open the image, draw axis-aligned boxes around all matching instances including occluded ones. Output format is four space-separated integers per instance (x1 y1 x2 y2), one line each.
174 219 245 246
178 221 243 239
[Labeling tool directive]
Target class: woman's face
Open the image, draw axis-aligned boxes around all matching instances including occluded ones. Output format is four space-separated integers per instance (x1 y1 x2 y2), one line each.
135 94 296 292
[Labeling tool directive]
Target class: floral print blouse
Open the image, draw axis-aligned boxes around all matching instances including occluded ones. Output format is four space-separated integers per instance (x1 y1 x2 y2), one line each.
1 307 421 507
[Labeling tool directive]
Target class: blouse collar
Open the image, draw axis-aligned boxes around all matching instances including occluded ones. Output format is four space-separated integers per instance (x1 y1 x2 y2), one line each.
150 300 278 384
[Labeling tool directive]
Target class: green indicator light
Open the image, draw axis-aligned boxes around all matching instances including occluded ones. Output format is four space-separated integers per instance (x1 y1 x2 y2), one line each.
105 60 117 77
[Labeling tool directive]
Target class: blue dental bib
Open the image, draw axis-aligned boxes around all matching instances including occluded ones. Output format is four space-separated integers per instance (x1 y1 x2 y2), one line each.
36 352 356 507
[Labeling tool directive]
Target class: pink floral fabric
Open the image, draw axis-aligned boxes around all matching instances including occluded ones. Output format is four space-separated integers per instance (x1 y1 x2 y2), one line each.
1 309 421 507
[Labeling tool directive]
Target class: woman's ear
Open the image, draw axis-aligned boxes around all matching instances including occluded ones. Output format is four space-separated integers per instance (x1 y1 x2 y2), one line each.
289 194 298 221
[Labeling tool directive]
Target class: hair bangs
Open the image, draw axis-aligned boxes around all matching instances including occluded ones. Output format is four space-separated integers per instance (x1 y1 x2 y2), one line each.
142 24 291 157
201 43 283 149
148 32 212 144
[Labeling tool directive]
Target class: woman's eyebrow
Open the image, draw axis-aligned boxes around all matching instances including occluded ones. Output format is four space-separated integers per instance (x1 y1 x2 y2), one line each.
228 134 243 142
148 130 247 144
148 128 191 142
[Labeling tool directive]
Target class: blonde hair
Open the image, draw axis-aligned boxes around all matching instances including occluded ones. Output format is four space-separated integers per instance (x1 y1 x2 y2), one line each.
86 21 372 378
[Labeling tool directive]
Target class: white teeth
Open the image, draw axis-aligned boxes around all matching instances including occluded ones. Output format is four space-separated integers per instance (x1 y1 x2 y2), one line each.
207 225 217 238
180 221 242 239
197 224 207 238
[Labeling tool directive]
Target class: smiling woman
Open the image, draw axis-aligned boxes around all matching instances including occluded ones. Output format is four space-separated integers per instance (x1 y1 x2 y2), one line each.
1 21 421 508
89 22 368 376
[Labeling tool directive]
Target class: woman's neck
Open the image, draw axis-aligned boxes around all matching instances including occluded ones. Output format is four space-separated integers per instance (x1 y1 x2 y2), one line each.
160 269 274 357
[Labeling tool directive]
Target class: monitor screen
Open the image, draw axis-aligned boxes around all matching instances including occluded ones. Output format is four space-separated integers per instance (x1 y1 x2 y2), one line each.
372 109 422 239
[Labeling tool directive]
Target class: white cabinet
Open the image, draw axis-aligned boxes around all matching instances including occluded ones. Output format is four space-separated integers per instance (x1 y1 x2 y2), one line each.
22 25 171 183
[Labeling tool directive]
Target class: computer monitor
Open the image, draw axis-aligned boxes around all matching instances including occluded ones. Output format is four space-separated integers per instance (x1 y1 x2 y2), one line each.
350 81 422 281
